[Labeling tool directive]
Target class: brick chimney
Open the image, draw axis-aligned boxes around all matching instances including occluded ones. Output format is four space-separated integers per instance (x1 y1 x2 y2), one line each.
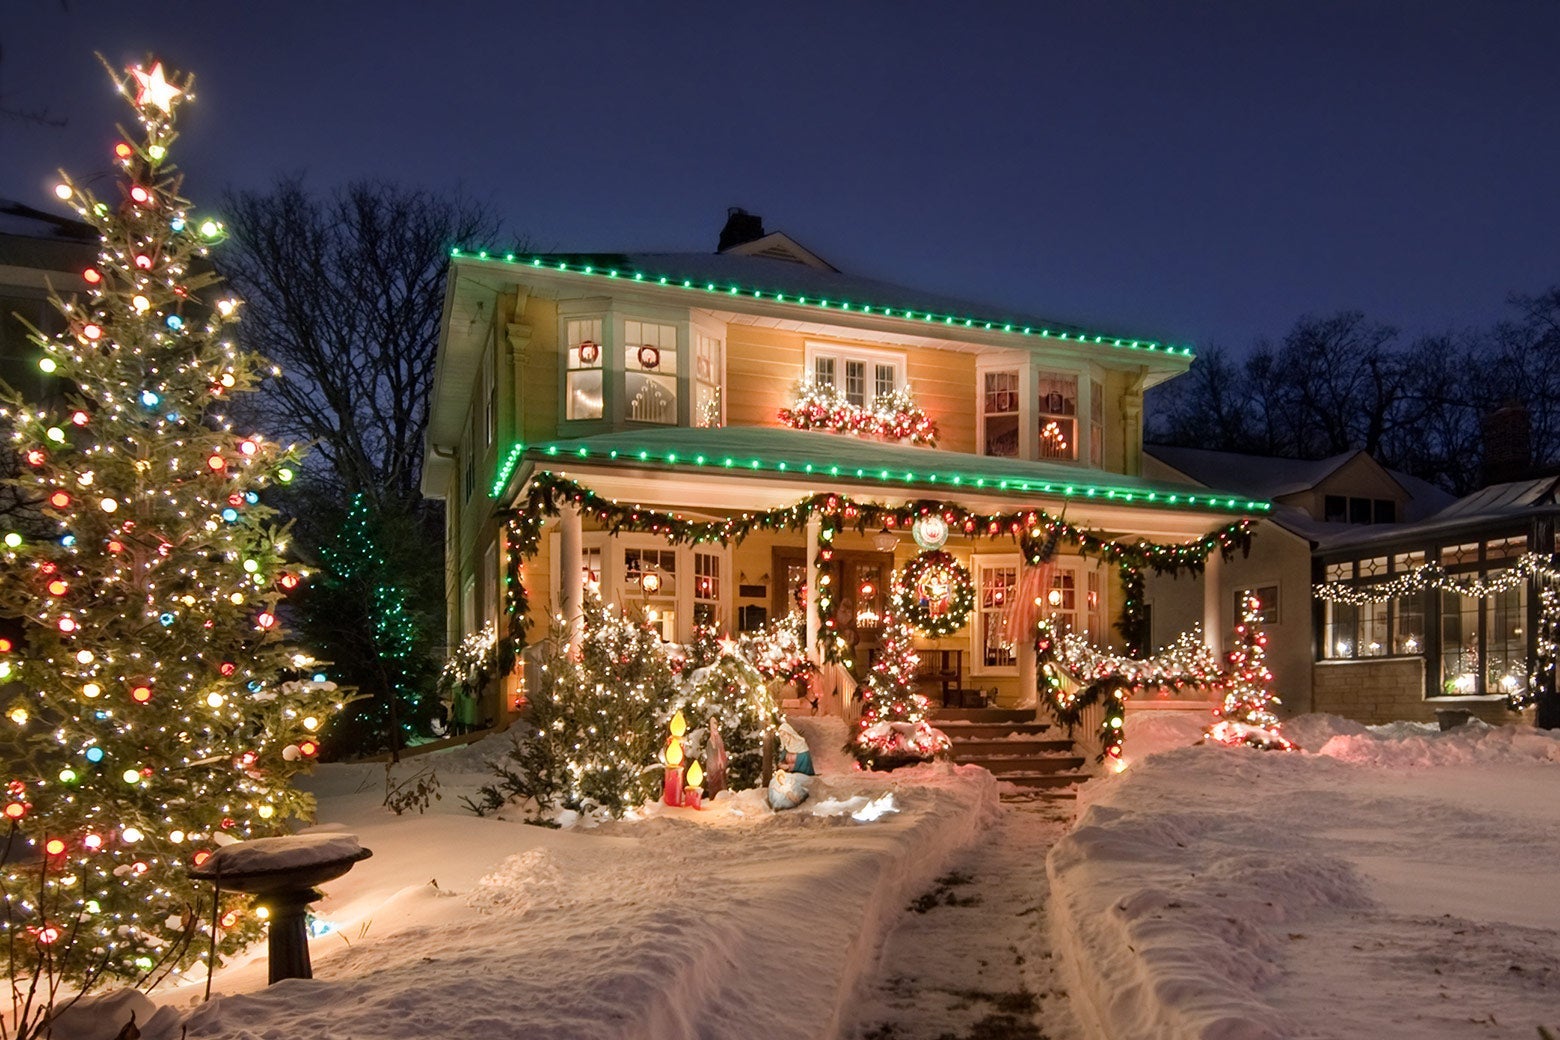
717 207 766 252
1481 403 1531 486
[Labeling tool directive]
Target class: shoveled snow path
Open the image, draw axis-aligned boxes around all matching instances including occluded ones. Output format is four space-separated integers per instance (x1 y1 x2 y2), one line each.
847 798 1085 1040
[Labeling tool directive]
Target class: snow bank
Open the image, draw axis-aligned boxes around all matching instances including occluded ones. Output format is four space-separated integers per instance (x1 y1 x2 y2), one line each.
129 737 996 1040
1049 715 1560 1040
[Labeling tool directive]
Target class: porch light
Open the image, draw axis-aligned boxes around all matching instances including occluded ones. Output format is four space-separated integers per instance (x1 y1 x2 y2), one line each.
641 571 662 594
872 528 899 553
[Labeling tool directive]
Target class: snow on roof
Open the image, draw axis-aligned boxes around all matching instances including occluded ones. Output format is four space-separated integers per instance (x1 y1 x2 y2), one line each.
0 198 97 273
461 248 1193 357
1145 444 1363 500
1317 475 1560 553
515 425 1271 515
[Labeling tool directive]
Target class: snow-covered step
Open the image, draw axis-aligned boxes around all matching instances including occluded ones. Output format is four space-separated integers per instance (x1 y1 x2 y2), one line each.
996 771 1085 791
949 737 1076 756
934 707 1038 725
960 754 1087 775
936 720 1054 740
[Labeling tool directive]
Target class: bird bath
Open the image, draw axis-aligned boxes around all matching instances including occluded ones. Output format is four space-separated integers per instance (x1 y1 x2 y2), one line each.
189 833 372 983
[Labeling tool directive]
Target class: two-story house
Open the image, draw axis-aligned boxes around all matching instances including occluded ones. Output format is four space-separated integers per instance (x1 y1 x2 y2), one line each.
422 212 1270 728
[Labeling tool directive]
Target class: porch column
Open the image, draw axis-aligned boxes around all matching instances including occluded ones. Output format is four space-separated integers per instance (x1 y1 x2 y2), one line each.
559 503 584 644
1010 561 1035 707
804 517 821 659
1203 551 1224 657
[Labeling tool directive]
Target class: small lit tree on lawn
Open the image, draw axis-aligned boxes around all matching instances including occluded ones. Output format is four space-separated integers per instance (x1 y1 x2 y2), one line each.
0 58 338 1021
1207 592 1294 750
851 581 949 768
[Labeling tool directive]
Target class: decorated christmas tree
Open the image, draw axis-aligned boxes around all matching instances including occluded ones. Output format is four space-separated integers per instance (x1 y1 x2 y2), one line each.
505 598 679 819
1207 593 1294 750
0 59 339 1006
851 582 950 768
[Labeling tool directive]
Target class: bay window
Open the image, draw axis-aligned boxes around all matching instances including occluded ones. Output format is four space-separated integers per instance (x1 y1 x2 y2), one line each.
565 318 604 420
623 320 678 424
1037 372 1078 461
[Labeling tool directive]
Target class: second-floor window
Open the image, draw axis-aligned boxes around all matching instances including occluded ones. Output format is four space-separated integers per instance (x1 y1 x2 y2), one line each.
983 371 1020 457
808 344 904 407
695 333 723 427
624 320 678 424
566 318 604 420
1037 372 1078 461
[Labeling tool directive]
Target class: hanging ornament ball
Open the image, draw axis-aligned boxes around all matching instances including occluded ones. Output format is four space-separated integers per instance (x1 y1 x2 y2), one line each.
83 268 101 284
255 611 277 630
170 215 185 232
220 508 239 523
100 498 118 513
47 579 68 596
71 410 90 426
134 255 152 271
130 683 152 704
140 390 160 407
159 613 176 627
913 515 950 550
25 450 45 466
148 144 166 161
299 739 319 758
129 185 151 205
45 838 67 856
278 467 295 483
282 744 301 762
57 617 77 634
219 662 236 676
206 453 225 472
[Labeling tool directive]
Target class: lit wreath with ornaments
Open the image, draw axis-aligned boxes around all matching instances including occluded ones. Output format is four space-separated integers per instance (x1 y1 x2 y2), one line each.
898 550 974 636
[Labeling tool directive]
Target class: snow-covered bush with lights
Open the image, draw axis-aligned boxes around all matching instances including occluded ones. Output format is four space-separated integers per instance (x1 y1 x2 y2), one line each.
0 59 339 1012
851 587 950 769
676 642 782 791
475 599 679 821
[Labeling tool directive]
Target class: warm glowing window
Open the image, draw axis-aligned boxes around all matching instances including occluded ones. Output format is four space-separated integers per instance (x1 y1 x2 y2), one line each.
975 559 1018 671
982 370 1020 458
1036 372 1077 461
694 333 723 427
623 320 678 424
806 343 905 408
565 318 604 421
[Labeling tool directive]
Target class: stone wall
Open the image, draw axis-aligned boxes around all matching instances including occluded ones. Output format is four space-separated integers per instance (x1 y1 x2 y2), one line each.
1313 658 1524 726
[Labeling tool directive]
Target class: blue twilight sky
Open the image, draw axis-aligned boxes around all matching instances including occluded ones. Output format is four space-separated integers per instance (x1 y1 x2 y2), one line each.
2 1 1558 352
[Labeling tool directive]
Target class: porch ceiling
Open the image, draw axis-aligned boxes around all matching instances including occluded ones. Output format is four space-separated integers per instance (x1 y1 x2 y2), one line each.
501 426 1270 541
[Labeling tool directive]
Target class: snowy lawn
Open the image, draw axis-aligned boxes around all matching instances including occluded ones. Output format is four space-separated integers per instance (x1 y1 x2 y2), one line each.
1049 713 1560 1040
92 716 998 1040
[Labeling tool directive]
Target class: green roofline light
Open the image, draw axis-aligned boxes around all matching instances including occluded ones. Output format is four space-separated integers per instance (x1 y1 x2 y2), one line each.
449 249 1196 358
497 440 1271 514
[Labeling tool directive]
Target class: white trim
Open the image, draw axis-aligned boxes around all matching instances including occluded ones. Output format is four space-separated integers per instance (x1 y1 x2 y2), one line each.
804 340 907 405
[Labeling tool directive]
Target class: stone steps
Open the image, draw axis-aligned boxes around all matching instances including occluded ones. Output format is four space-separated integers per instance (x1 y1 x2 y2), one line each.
933 707 1087 798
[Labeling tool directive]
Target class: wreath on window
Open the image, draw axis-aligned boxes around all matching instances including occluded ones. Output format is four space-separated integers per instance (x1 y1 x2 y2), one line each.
637 345 661 370
899 550 974 637
577 340 600 365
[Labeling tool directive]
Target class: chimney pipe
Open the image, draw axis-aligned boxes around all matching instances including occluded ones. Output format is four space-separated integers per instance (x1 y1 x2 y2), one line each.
1481 403 1531 486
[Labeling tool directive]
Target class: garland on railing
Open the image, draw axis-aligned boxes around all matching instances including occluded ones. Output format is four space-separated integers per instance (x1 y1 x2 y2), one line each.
1313 552 1560 709
500 474 1257 665
777 379 938 447
1037 621 1223 762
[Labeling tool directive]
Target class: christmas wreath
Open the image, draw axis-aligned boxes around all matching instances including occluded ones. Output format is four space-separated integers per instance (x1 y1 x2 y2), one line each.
898 550 974 636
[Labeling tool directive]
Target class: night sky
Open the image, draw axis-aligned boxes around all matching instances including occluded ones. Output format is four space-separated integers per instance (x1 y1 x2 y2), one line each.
3 2 1558 351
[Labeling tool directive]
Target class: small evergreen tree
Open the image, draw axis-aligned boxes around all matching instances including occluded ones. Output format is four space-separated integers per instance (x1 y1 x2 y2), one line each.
491 599 678 819
851 584 948 768
1208 592 1294 750
0 59 338 1013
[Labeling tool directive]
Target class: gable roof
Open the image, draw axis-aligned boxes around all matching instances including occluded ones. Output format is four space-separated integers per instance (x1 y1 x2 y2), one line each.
722 231 837 271
450 248 1195 359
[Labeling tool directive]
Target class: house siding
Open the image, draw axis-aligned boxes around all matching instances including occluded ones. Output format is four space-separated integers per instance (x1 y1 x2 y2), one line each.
1312 658 1527 727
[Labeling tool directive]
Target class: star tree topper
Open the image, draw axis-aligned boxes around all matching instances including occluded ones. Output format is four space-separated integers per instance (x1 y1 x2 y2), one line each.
131 61 185 112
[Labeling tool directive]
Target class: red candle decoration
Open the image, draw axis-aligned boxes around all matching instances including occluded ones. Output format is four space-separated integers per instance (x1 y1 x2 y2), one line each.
683 759 705 810
662 710 687 807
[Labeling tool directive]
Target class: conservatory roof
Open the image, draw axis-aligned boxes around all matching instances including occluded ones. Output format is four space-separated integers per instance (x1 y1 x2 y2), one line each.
496 426 1272 517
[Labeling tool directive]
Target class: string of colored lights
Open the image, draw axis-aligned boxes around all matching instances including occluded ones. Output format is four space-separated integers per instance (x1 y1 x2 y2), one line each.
490 438 1272 515
777 380 938 447
450 249 1197 358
